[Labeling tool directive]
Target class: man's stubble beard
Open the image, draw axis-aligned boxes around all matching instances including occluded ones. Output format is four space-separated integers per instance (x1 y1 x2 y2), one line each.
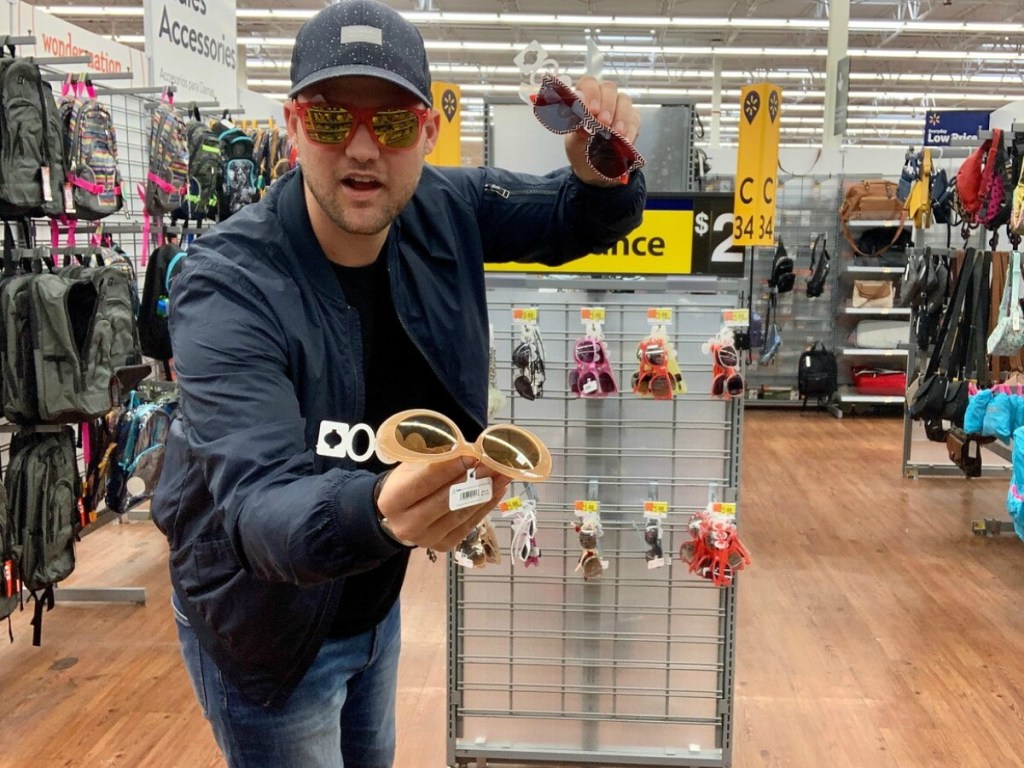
307 166 423 237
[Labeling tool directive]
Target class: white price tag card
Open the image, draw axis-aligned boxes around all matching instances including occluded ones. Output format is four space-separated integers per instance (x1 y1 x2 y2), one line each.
450 472 494 511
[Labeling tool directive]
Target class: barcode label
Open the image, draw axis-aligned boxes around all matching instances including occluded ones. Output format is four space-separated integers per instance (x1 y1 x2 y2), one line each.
450 476 494 511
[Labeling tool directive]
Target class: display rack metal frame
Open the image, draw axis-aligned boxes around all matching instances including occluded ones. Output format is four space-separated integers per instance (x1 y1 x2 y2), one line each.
447 274 744 768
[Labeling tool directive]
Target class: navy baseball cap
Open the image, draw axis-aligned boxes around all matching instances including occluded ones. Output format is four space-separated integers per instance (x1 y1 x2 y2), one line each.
288 0 433 107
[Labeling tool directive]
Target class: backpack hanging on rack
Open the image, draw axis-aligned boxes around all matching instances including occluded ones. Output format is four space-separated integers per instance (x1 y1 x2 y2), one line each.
61 78 123 220
0 51 66 218
213 116 259 220
137 244 187 361
172 104 223 230
4 425 83 646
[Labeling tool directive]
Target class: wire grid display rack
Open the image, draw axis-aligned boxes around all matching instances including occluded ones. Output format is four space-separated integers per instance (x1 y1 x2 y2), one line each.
705 174 842 404
447 276 743 768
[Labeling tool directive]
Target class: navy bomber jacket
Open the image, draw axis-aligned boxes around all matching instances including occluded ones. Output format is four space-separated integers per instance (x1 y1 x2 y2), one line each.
151 163 646 706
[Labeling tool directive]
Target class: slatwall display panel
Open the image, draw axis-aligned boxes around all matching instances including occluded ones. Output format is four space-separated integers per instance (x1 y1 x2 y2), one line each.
448 280 741 767
705 175 841 405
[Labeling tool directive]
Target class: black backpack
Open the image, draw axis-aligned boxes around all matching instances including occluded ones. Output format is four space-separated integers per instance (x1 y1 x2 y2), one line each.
173 105 223 227
797 342 837 410
4 425 82 645
768 238 794 294
137 244 187 361
806 233 830 299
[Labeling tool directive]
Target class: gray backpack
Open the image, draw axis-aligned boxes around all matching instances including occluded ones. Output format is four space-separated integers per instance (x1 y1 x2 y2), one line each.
0 477 15 639
1 254 142 424
0 55 66 218
5 426 81 645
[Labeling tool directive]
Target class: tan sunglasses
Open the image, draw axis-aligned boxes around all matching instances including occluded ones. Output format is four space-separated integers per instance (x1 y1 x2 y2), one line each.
376 409 552 481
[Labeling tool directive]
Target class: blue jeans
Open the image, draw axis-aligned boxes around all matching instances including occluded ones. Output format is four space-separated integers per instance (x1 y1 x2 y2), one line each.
172 593 401 768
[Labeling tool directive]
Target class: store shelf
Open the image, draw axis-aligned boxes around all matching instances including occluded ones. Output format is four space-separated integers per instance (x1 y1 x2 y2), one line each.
840 307 912 316
840 347 908 357
845 265 906 275
844 219 907 228
836 386 905 404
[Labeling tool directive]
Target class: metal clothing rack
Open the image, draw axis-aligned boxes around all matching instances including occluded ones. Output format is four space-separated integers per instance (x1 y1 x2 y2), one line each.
448 275 744 768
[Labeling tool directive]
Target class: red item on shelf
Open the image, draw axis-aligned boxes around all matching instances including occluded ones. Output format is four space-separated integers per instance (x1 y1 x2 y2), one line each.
850 365 906 396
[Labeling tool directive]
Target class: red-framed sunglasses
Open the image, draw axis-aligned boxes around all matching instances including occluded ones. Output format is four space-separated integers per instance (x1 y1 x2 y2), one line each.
292 101 431 150
530 75 645 183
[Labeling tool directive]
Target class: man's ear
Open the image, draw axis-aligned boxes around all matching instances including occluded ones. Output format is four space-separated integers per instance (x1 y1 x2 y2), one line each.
421 109 442 155
283 100 300 145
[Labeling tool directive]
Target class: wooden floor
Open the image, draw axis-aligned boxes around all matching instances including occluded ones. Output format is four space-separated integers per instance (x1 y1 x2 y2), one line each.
1 410 1023 768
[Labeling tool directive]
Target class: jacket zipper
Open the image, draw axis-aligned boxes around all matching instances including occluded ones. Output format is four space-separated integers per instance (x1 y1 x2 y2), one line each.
483 183 510 199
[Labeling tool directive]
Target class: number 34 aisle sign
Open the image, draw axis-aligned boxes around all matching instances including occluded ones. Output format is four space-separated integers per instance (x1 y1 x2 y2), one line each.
733 83 783 247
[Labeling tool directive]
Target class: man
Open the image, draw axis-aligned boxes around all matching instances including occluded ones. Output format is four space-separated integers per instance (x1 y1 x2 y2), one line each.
151 0 646 765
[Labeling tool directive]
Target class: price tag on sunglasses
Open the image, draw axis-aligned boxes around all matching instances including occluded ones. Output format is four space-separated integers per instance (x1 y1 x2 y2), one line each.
580 307 606 323
647 307 673 325
512 307 539 325
499 496 524 517
574 499 600 515
722 308 750 328
643 500 669 516
712 502 737 517
450 469 494 511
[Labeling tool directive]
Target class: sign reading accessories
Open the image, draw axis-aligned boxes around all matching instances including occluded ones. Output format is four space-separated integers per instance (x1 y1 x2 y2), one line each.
923 110 991 147
144 0 238 108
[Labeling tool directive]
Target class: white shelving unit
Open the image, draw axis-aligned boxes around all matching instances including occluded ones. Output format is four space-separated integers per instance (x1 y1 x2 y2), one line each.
840 307 912 316
834 207 912 414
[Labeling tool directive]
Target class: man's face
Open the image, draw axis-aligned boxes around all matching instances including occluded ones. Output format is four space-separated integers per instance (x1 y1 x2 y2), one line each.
284 77 439 239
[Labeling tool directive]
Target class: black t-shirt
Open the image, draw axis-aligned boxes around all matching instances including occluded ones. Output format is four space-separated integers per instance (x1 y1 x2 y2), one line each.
327 254 464 637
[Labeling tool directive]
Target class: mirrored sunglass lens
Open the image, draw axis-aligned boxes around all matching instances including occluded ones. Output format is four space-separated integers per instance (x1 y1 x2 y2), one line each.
480 428 542 472
371 109 421 148
396 415 459 454
304 106 354 144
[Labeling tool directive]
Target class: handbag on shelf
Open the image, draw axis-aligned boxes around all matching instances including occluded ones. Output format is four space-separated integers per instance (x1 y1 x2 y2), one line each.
987 250 1024 357
852 280 894 309
946 425 983 478
840 180 908 259
850 366 906 396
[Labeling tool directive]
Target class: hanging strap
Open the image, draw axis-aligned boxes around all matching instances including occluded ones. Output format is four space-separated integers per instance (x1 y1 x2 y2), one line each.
926 249 977 379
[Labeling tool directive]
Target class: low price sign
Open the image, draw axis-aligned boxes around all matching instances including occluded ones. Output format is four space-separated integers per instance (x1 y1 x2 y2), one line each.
733 83 783 247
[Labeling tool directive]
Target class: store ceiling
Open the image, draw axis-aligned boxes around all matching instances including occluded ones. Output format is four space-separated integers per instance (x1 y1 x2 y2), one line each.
27 0 1024 147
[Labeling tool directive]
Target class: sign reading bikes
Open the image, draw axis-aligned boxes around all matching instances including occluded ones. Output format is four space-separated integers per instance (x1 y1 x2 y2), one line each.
484 194 744 277
733 83 783 247
144 0 238 108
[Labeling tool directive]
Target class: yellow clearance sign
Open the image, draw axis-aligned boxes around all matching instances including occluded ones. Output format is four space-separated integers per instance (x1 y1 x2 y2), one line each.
485 199 694 275
733 83 782 246
426 82 461 168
